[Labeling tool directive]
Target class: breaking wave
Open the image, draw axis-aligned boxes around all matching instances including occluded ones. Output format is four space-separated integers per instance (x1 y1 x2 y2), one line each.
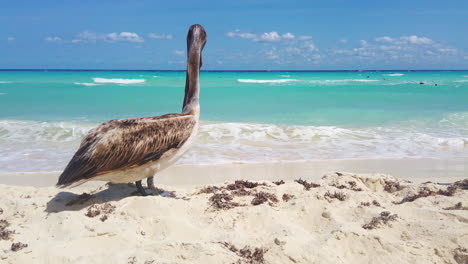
92 78 146 84
0 118 467 172
237 79 298 84
74 82 100 86
384 73 405 76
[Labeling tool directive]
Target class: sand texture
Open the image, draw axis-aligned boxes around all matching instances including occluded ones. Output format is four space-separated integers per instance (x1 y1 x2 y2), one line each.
0 172 467 264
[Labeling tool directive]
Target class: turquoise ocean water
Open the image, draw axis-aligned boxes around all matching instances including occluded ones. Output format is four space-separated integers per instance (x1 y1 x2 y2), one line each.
0 70 467 172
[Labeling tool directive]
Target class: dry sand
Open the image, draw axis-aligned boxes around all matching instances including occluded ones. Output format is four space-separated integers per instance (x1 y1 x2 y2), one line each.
0 172 467 263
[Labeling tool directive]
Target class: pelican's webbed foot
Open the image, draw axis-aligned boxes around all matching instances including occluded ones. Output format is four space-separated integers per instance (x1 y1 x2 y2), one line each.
147 176 162 195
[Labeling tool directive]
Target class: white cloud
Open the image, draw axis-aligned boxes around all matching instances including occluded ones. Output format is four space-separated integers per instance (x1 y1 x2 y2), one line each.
281 32 295 40
226 30 298 42
400 35 433 45
72 31 144 43
45 36 62 42
107 32 144 42
259 32 281 42
375 36 395 42
329 34 460 65
7 37 15 41
148 33 173 39
225 30 257 39
225 30 319 64
72 31 103 43
174 50 185 56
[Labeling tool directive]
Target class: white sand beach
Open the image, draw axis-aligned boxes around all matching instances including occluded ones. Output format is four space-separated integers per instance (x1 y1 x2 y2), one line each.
0 165 466 263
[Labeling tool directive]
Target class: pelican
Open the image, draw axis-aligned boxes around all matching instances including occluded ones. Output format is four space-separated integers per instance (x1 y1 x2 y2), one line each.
57 24 207 196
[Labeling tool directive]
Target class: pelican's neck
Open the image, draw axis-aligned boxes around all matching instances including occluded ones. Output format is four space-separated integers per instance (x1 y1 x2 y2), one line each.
182 48 201 115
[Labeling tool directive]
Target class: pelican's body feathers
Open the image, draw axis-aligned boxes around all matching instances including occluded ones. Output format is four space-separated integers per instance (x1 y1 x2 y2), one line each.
57 110 198 187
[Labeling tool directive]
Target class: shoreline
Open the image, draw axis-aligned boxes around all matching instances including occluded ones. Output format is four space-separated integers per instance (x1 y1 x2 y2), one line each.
1 157 466 188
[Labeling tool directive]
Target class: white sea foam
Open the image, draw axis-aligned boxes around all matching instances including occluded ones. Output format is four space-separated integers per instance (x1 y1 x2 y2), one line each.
384 73 404 76
0 93 6 95
454 80 468 83
237 79 298 84
305 79 380 84
74 82 100 86
0 81 11 84
180 121 468 164
238 78 380 85
280 75 291 77
1 119 467 172
92 78 146 84
346 79 380 82
0 120 93 142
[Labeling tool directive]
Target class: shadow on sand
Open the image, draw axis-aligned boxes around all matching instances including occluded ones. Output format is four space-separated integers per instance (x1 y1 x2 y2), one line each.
45 183 187 213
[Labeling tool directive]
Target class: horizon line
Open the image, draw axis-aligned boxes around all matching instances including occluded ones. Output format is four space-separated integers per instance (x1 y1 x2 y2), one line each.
0 69 467 72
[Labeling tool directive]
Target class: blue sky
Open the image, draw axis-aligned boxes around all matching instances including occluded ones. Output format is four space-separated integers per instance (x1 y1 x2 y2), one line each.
1 0 467 70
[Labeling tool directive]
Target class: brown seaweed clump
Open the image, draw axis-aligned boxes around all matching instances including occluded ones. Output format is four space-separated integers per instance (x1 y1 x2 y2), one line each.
384 180 403 193
0 219 9 230
295 178 320 191
0 220 14 240
394 185 458 205
453 179 468 190
202 180 280 210
331 181 363 192
282 194 295 202
220 242 268 264
362 211 398 230
324 191 347 201
226 180 268 190
85 203 116 221
361 200 381 207
197 185 221 194
251 192 279 206
209 192 242 210
273 180 285 186
11 242 28 252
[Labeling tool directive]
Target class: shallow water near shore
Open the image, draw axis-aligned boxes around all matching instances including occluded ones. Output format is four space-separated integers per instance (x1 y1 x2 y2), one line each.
0 70 467 173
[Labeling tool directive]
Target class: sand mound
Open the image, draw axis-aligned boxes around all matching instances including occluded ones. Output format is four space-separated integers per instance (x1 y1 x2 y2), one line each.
0 173 466 263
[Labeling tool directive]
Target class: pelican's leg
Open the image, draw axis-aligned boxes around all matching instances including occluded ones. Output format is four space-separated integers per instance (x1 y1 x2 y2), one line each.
135 180 149 196
147 176 162 195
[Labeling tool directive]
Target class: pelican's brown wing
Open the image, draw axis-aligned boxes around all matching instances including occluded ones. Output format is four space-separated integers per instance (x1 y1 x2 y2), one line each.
57 113 196 187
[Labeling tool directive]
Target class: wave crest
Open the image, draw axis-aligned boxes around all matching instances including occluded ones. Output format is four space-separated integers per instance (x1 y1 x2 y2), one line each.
237 79 297 84
0 119 467 172
74 82 100 86
0 120 93 142
92 78 146 84
384 73 404 76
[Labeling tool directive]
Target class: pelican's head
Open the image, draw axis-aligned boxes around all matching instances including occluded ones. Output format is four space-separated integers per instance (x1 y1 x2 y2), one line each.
187 24 207 68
